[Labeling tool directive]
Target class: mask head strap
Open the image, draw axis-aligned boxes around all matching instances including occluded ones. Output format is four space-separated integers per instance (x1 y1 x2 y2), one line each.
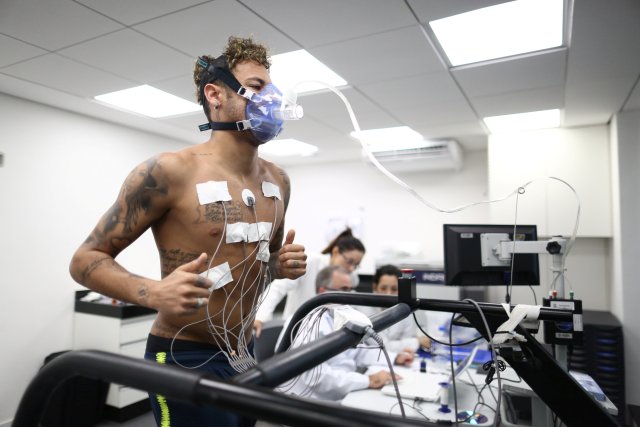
197 56 256 101
198 119 257 132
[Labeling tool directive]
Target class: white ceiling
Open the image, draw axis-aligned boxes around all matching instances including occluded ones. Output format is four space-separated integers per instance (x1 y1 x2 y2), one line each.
1 0 639 167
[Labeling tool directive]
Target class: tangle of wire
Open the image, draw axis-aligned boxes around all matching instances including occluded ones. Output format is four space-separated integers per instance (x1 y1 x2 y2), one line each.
169 196 280 372
276 306 331 396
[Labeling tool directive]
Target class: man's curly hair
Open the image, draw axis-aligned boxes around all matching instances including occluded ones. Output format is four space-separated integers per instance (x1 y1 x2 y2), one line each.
193 36 271 113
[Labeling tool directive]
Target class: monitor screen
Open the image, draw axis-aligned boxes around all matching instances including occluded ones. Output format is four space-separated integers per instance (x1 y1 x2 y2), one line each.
443 224 540 286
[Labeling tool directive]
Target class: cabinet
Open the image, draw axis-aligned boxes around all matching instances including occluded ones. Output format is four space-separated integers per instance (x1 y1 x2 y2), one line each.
72 291 156 420
488 126 612 237
569 310 625 425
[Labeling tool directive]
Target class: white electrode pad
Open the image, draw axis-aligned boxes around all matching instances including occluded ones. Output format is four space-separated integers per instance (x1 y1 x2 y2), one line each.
226 222 249 243
256 241 270 262
248 222 273 242
200 262 233 292
261 181 281 200
196 181 232 205
242 189 255 206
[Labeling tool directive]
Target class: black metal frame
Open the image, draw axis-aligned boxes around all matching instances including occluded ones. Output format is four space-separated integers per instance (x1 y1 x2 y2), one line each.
14 288 620 427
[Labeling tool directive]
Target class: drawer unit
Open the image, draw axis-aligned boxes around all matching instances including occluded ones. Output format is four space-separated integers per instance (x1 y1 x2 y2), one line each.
73 291 156 420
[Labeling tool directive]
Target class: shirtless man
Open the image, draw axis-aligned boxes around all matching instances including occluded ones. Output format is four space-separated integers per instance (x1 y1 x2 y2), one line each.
69 36 307 427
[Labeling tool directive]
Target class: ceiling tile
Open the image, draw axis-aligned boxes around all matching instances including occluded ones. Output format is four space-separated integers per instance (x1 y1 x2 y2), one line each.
407 0 509 22
276 115 346 146
133 0 299 58
0 34 48 67
298 87 399 133
469 85 565 117
564 0 640 126
564 77 637 127
58 29 193 84
309 26 444 87
2 53 136 97
240 0 416 48
74 0 207 26
358 71 464 112
395 98 478 128
0 0 123 50
153 74 199 103
452 48 567 98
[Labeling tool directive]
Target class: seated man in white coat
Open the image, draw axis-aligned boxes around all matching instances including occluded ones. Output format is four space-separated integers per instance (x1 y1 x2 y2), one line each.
277 265 411 401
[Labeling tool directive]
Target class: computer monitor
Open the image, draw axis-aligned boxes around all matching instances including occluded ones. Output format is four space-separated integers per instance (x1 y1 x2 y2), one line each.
443 224 540 286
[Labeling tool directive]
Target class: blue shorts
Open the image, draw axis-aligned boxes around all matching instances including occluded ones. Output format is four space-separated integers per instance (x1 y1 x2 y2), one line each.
144 334 256 427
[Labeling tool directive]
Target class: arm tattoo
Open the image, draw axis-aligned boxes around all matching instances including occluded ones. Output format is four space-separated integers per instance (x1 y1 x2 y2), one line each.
103 202 122 234
137 283 149 300
122 157 168 232
80 256 126 283
81 256 112 282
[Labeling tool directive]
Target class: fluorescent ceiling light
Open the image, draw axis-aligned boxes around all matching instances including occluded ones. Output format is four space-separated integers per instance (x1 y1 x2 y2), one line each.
350 126 428 152
270 49 347 94
259 138 319 157
484 109 561 133
94 85 201 118
430 0 564 66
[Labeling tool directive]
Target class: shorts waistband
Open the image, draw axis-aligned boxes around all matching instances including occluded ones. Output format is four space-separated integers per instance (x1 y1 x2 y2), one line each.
146 334 224 354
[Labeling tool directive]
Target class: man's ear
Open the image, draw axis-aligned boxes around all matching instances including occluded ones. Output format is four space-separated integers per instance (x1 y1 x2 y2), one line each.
318 286 327 294
203 82 223 109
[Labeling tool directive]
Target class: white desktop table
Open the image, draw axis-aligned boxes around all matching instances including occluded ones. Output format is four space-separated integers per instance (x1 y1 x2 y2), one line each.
340 361 521 425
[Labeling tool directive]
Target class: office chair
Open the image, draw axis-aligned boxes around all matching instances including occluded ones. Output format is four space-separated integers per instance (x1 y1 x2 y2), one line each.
254 318 285 362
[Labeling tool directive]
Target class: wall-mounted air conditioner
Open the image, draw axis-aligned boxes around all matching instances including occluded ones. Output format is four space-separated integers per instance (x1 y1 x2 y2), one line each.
365 139 463 173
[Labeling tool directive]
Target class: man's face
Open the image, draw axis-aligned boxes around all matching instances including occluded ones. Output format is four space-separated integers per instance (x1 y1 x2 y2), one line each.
327 271 353 292
226 60 271 145
373 274 399 295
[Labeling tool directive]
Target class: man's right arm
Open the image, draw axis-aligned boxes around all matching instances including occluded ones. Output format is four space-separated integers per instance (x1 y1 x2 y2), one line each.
69 154 212 315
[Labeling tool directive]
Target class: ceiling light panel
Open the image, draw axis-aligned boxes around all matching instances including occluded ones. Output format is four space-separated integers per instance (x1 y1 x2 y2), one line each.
270 50 347 94
94 85 201 118
430 0 564 66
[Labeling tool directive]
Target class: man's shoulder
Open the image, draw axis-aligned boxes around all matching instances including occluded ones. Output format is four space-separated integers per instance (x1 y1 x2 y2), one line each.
151 149 196 180
259 158 288 182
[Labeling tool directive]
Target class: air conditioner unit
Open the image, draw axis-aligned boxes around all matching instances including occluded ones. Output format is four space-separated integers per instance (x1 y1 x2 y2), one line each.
365 139 463 173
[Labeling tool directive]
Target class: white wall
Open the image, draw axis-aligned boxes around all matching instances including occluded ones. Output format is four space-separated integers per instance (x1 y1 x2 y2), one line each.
282 151 492 273
610 109 640 407
284 152 611 311
0 94 188 424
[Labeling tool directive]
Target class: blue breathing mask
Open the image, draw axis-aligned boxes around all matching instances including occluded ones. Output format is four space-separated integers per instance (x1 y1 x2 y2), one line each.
197 57 303 143
245 83 303 143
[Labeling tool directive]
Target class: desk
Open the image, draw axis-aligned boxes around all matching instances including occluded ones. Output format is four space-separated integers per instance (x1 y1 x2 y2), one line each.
341 361 521 425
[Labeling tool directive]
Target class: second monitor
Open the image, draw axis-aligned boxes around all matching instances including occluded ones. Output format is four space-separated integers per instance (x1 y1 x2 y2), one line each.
443 224 540 287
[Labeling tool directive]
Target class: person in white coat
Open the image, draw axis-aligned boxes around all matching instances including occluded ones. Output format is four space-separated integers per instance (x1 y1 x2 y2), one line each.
253 228 365 337
277 265 411 401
